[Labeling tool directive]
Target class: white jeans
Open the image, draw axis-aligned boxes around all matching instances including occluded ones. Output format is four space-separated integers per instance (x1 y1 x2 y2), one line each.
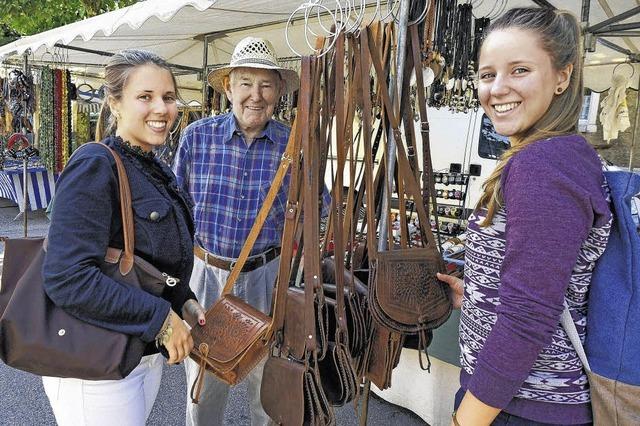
42 354 163 426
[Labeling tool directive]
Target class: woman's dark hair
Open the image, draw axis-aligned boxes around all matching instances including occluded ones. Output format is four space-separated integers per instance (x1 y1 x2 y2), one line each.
95 49 178 141
477 7 583 226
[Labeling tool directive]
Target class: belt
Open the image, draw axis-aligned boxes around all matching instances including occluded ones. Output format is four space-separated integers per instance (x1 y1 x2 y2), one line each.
194 246 281 272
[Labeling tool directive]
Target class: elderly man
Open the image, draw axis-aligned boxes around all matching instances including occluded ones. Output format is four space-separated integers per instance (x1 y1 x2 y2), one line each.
173 37 326 425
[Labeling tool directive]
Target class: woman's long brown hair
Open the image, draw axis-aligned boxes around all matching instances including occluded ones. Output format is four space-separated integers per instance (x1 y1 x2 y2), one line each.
476 8 584 226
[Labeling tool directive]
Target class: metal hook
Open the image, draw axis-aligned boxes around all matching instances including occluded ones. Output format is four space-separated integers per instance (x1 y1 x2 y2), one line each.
39 49 55 64
363 0 382 28
381 0 399 22
343 0 367 34
613 61 635 80
285 2 339 57
303 3 340 54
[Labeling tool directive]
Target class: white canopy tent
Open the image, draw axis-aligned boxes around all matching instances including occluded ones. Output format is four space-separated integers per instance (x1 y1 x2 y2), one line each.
2 1 640 423
0 0 640 101
0 0 349 103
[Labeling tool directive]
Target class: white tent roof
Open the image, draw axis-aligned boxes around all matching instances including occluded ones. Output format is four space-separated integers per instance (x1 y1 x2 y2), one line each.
0 0 639 97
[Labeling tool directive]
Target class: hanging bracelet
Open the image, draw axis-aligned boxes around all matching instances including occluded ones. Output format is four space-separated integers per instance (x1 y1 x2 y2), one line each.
155 311 173 348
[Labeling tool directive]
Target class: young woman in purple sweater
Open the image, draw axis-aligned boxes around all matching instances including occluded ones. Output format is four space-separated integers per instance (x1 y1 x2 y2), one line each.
438 8 611 426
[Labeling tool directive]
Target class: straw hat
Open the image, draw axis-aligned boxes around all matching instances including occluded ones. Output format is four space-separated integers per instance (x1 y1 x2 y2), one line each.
207 37 300 94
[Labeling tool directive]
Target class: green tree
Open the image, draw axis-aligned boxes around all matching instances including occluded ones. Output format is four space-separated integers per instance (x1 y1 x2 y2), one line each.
0 0 137 39
0 23 20 46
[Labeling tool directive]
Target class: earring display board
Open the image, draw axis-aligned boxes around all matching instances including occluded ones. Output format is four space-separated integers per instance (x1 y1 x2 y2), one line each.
431 168 470 238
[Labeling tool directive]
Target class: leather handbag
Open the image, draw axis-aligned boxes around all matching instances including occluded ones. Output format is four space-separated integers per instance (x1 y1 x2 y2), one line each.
262 355 333 426
261 55 336 425
351 25 451 388
0 142 176 380
369 248 450 332
189 294 271 387
189 117 299 397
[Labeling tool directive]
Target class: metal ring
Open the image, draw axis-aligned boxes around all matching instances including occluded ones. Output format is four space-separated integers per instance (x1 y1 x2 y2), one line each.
613 62 635 80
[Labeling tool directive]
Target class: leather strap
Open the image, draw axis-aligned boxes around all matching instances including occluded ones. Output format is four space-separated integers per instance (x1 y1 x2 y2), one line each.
299 55 320 355
220 121 297 297
272 116 305 334
410 23 442 251
87 142 135 275
331 32 349 338
364 26 441 256
194 245 281 272
358 28 378 262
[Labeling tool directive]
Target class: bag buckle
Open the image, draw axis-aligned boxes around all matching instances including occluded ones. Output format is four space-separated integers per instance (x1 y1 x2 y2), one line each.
162 272 179 287
228 259 237 271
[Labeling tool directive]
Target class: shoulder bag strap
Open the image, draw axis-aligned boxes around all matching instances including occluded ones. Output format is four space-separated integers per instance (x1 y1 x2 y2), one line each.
300 55 320 355
87 142 135 275
220 122 298 296
331 32 349 335
364 26 440 257
271 119 303 332
409 23 442 251
560 302 591 372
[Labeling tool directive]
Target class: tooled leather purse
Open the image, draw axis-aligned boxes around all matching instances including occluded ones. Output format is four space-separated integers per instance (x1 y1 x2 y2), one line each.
188 120 299 399
360 24 452 384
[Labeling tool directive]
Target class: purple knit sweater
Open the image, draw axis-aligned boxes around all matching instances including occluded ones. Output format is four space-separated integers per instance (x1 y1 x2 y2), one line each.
459 135 611 424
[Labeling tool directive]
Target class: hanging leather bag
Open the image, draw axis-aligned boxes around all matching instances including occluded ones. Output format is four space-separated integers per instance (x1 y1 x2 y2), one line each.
188 118 298 396
365 25 451 334
261 55 335 426
0 142 176 380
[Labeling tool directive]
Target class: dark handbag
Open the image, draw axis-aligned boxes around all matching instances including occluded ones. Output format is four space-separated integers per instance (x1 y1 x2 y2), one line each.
0 142 176 380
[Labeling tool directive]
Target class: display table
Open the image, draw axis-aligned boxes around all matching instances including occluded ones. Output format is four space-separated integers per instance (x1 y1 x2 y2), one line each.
0 162 57 211
373 311 462 426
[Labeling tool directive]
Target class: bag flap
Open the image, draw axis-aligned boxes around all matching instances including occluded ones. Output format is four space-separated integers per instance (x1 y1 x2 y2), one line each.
283 288 308 360
261 356 306 425
375 247 451 327
194 295 271 364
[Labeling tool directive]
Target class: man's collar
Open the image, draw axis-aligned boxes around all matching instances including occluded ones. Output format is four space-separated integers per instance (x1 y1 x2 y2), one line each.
223 112 275 144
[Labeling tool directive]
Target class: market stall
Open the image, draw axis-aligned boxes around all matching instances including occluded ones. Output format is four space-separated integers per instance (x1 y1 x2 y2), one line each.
1 1 640 425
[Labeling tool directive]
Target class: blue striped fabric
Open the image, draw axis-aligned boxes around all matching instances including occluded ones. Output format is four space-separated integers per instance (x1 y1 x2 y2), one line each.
174 112 330 258
0 168 57 211
0 173 16 202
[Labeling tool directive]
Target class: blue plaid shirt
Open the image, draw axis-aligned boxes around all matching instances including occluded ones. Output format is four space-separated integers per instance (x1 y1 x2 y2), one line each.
173 112 328 258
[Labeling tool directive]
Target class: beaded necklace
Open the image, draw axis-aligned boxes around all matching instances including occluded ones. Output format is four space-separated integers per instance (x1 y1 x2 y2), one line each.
38 67 55 171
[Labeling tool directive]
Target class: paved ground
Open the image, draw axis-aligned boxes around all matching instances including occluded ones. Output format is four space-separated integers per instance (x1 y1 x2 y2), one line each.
0 201 425 425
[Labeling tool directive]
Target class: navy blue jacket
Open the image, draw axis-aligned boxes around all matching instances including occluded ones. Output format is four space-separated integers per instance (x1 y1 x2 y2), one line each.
43 136 196 343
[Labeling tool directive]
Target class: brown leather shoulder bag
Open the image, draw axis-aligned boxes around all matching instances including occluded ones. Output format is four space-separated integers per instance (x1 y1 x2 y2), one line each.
189 119 298 399
0 142 176 380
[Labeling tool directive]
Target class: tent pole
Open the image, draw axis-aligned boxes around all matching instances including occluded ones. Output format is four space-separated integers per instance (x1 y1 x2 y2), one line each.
629 68 640 171
202 34 211 115
361 2 411 425
22 51 29 237
52 43 202 73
